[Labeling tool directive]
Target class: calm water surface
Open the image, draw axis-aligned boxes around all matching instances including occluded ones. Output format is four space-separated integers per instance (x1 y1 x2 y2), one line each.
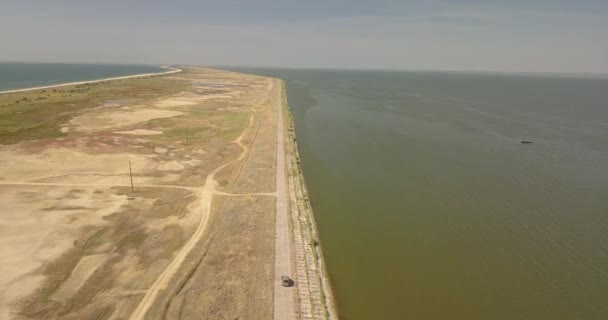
0 62 164 91
239 68 608 319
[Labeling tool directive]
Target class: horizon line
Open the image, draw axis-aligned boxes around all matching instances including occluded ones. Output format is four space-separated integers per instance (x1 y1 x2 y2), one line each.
2 60 608 79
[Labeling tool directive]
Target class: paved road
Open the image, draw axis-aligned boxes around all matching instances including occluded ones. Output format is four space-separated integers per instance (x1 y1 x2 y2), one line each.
274 81 296 320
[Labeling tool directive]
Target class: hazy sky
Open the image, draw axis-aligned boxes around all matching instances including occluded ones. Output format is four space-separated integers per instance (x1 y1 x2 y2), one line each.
1 0 607 73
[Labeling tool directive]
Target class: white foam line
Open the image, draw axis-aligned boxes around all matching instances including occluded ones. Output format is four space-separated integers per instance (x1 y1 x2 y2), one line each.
0 67 182 95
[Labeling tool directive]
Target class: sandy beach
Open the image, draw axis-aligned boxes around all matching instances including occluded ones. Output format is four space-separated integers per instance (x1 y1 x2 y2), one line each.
0 67 182 95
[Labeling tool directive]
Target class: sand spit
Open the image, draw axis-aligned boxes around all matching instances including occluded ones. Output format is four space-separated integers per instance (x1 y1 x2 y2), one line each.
0 68 181 95
0 67 317 320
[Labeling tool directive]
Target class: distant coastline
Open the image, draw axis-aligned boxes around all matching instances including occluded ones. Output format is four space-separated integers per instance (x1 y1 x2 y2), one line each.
0 66 181 95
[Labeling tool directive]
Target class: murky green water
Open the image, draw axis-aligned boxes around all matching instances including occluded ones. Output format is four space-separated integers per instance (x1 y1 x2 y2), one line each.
234 68 608 320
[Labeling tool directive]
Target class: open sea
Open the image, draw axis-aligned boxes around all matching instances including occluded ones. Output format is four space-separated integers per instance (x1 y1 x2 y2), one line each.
234 67 608 320
0 62 164 92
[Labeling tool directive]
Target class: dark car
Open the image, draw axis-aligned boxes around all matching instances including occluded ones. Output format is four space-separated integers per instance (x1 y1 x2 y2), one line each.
281 275 292 287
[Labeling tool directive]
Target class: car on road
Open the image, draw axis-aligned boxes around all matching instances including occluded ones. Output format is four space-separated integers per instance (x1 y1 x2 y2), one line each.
281 275 292 287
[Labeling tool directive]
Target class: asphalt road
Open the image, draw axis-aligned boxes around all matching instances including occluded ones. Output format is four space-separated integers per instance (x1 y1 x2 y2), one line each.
273 80 296 320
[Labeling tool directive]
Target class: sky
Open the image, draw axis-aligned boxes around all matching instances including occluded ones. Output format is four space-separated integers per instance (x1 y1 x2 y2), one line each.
1 0 607 73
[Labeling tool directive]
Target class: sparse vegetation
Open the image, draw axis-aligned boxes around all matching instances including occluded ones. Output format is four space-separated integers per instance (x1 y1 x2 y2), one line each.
0 67 277 319
0 73 190 145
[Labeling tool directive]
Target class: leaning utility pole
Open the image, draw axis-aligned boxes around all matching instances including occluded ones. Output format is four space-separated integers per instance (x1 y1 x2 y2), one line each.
129 161 134 192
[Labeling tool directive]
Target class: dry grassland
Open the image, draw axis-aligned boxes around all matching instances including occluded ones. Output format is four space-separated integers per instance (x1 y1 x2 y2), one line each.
0 67 279 320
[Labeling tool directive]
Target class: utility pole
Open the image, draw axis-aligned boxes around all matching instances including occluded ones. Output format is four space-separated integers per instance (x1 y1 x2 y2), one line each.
129 161 134 192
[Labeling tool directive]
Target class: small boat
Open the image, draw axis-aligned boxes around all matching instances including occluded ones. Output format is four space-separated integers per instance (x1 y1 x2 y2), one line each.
520 140 533 144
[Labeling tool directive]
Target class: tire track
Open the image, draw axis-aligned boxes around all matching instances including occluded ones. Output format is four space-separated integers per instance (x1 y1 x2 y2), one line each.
128 83 273 320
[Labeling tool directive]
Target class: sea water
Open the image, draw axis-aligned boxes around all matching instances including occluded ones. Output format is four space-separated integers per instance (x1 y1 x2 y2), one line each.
0 62 164 91
234 68 608 320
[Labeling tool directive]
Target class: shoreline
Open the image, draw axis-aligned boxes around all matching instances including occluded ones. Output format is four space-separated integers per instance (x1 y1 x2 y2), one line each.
282 80 338 319
0 66 182 95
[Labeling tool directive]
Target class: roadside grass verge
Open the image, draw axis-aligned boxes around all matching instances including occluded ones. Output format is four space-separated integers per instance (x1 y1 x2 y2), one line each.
282 80 333 319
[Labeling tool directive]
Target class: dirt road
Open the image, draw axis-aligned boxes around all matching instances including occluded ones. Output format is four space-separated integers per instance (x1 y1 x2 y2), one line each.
0 181 197 191
0 67 279 320
274 80 297 320
129 90 272 320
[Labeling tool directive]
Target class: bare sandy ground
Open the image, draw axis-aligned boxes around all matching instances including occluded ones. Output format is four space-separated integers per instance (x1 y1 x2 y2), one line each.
0 67 278 320
0 186 128 320
70 109 185 132
115 129 163 136
134 79 281 320
131 75 278 320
